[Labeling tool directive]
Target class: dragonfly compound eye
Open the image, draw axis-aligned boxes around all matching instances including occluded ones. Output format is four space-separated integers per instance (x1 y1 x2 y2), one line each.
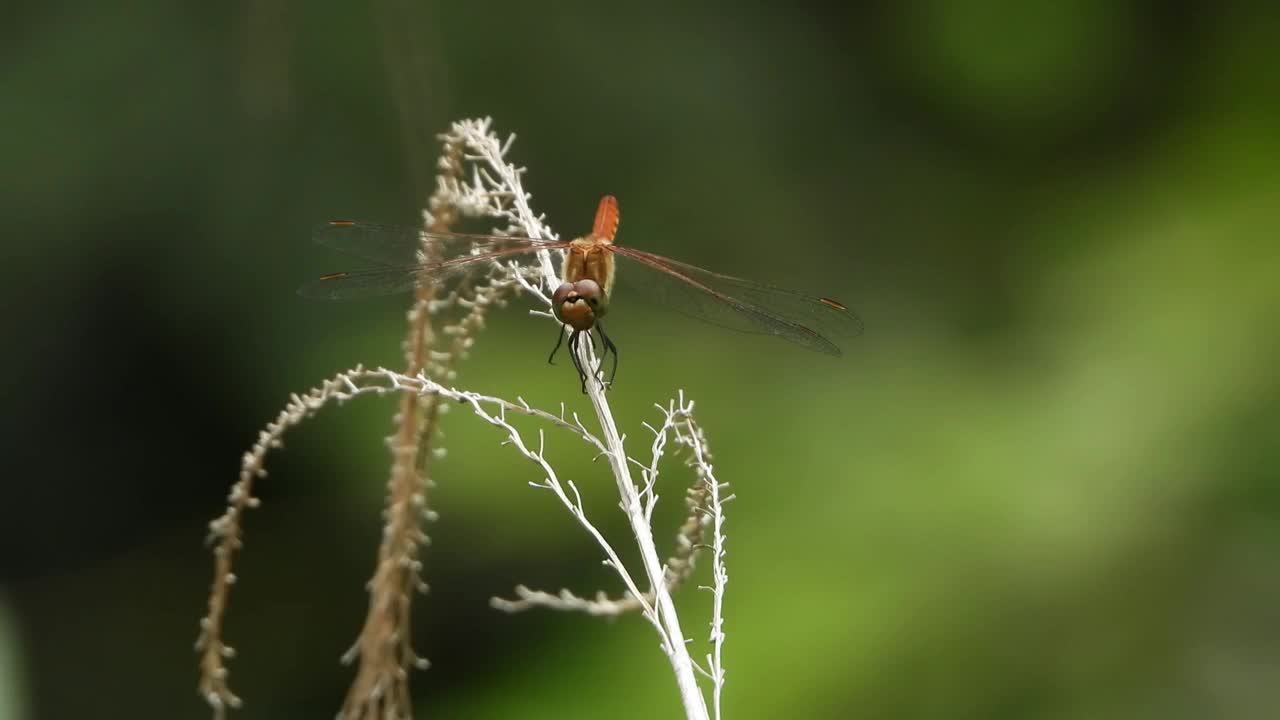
572 279 603 303
552 282 575 306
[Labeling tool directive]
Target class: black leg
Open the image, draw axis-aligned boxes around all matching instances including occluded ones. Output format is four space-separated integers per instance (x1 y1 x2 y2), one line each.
596 321 619 388
587 327 604 385
567 330 589 394
546 324 567 365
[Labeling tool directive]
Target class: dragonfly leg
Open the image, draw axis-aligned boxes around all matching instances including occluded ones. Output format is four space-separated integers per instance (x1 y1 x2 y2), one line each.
596 322 619 388
567 329 589 394
546 324 567 365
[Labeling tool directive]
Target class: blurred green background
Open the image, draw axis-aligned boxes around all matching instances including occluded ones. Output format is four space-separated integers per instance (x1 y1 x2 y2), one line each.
4 1 1279 718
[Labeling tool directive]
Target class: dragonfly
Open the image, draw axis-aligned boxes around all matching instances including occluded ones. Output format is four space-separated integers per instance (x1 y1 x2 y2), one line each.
299 196 862 390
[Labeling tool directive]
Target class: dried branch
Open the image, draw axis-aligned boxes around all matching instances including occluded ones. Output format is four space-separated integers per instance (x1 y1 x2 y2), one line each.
443 119 709 718
336 130 462 720
680 415 729 720
491 393 714 616
197 118 728 720
194 366 603 718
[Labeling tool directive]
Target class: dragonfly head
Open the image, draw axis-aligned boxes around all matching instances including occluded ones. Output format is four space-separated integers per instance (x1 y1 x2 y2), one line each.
552 279 604 331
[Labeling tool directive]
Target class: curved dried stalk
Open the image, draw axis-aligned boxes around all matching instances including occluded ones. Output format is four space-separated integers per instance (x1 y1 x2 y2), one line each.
196 118 729 720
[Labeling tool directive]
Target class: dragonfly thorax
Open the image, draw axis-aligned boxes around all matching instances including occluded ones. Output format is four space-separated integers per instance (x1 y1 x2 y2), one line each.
563 239 616 300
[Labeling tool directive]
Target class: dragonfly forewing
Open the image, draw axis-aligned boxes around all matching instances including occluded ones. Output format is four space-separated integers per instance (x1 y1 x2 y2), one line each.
297 266 434 299
314 221 567 266
301 221 570 299
610 247 862 355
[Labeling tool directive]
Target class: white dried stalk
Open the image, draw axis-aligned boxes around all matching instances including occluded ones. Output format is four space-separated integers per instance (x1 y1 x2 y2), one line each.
681 415 729 720
443 118 714 719
194 365 606 717
197 118 728 720
491 395 715 615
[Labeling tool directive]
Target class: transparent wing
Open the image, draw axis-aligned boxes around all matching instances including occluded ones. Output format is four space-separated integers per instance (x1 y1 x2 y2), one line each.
312 220 566 266
610 246 863 356
300 221 570 299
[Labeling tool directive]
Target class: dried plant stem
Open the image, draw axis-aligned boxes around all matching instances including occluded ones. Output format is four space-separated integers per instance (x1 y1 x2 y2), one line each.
588 365 708 720
492 397 713 616
337 138 467 720
684 418 728 720
198 362 611 720
459 116 709 719
198 118 728 720
447 119 703 717
334 311 433 718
